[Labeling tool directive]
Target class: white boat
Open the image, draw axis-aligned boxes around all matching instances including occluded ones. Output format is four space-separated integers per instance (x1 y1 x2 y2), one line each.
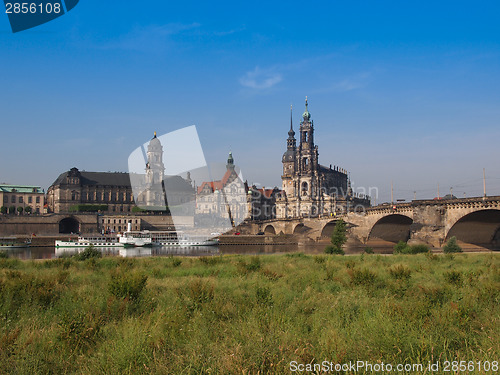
151 231 219 247
55 235 121 248
118 228 153 248
0 236 31 249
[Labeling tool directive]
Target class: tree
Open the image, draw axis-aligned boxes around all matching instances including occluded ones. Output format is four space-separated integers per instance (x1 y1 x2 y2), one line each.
0 206 7 214
325 219 347 255
25 206 32 214
8 206 16 214
17 206 24 214
443 236 462 253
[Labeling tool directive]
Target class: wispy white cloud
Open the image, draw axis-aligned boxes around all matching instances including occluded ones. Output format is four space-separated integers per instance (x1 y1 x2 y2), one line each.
239 66 283 89
95 23 201 52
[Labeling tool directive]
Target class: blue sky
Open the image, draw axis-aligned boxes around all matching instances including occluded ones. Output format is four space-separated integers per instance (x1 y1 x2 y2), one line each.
1 1 500 203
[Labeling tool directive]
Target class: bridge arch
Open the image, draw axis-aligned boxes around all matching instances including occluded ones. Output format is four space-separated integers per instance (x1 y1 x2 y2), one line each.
368 214 413 243
321 221 338 238
446 209 500 250
293 223 306 234
263 224 276 235
59 216 80 234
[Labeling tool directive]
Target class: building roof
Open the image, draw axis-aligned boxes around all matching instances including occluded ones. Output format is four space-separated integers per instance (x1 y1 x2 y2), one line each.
50 170 132 188
0 185 44 194
197 169 237 194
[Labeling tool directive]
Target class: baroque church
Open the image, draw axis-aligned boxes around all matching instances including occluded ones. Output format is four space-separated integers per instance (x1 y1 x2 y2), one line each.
276 98 370 218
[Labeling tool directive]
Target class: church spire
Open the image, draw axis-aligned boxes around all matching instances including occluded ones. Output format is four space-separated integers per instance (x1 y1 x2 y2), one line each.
302 96 311 121
288 104 295 137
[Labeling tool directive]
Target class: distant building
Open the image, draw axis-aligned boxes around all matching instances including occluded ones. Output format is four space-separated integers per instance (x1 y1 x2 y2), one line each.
47 168 135 213
47 133 194 213
276 98 370 218
196 152 248 224
247 185 281 220
0 184 45 214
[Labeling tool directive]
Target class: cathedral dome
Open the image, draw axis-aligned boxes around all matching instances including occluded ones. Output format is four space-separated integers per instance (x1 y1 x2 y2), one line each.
148 132 162 151
282 149 295 162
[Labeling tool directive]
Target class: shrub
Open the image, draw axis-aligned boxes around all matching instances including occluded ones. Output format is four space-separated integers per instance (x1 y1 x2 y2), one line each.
389 264 412 280
393 241 409 254
109 271 148 301
408 244 430 254
394 241 429 254
363 247 374 254
444 270 463 286
443 236 462 253
73 245 102 261
325 219 347 255
0 206 7 214
349 268 377 285
325 245 345 255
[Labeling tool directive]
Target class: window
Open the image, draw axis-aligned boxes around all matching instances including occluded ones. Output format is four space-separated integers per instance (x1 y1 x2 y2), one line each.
36 196 40 203
28 196 32 203
11 196 16 203
3 196 8 203
19 196 23 203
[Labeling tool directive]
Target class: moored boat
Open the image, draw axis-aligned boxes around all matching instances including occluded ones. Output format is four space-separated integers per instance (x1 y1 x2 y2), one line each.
55 235 121 248
0 237 31 249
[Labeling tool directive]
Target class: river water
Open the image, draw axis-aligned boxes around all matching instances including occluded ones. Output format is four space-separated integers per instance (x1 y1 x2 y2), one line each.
3 243 398 260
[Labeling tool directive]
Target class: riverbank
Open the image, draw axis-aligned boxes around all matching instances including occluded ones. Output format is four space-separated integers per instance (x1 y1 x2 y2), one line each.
0 252 498 374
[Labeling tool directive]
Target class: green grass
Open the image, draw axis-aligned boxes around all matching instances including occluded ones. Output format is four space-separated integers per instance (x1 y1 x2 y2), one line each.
0 253 498 374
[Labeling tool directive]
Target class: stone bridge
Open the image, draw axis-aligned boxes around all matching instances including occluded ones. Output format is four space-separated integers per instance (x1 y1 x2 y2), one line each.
239 196 500 250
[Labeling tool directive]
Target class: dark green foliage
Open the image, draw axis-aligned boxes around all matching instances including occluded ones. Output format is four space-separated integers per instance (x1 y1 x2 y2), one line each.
363 246 374 254
349 268 377 285
24 206 32 214
8 206 15 214
394 241 409 254
255 286 273 306
73 245 102 261
443 236 463 253
389 264 412 280
109 271 148 301
325 245 345 255
237 256 262 274
16 206 23 214
394 241 429 254
444 270 463 286
325 219 347 255
0 206 7 214
69 204 108 212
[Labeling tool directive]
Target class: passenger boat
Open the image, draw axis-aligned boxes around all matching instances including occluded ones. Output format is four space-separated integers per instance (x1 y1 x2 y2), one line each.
0 237 31 249
117 230 153 248
55 235 121 248
151 231 219 247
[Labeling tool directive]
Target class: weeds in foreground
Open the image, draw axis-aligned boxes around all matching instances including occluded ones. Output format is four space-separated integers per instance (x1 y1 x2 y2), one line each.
0 253 498 374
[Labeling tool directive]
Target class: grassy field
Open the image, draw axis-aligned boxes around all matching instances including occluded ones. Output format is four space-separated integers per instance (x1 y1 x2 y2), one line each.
0 251 498 374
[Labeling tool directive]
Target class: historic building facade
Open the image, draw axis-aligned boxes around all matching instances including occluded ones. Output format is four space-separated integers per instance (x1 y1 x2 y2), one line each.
47 133 194 213
196 152 248 224
0 184 45 214
276 98 370 218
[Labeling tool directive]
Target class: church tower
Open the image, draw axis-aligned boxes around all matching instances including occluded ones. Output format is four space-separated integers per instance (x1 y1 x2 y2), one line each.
297 97 319 198
145 132 165 206
282 105 296 198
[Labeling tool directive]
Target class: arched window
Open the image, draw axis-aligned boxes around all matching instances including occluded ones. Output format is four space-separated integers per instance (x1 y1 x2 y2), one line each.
301 182 308 196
